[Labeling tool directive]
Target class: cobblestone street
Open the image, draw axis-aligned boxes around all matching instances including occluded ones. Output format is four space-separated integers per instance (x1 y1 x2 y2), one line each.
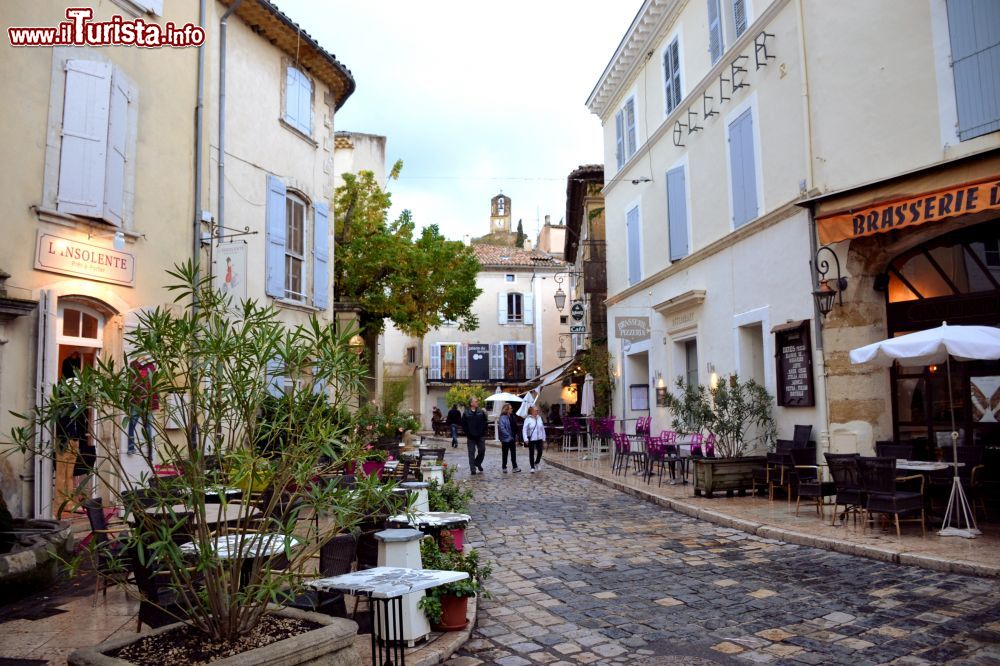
447 459 1000 666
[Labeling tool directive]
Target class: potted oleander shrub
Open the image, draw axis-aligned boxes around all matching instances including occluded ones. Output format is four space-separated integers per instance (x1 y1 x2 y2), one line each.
417 536 491 631
9 263 383 665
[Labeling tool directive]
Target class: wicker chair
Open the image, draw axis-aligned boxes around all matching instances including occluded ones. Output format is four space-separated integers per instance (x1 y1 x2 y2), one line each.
825 453 864 527
283 533 357 617
857 456 925 537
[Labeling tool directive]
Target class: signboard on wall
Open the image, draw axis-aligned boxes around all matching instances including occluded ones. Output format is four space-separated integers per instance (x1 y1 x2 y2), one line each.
214 242 247 302
468 343 490 381
615 316 650 344
35 231 135 286
774 321 815 407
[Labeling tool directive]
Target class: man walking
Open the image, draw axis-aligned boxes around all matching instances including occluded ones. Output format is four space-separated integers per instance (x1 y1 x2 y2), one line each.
462 397 488 475
446 403 462 448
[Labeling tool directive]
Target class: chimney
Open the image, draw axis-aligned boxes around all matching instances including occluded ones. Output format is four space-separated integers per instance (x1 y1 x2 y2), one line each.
544 214 551 226
524 238 533 250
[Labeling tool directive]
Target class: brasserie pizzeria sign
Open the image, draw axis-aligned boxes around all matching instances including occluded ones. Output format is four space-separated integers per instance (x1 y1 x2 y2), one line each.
817 177 1000 245
35 231 135 286
614 316 650 343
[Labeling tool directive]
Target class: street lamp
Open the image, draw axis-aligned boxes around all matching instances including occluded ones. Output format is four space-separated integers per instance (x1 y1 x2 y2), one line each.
812 245 848 318
552 271 583 311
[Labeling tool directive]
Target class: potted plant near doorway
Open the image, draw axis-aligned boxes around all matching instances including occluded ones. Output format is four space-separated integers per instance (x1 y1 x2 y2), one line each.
9 263 387 665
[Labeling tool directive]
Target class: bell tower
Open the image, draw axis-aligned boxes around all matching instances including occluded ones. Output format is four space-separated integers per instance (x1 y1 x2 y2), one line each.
490 193 511 234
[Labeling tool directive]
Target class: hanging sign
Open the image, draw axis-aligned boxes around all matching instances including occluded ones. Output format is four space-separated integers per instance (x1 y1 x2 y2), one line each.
214 242 247 301
35 231 135 286
570 301 586 322
615 316 650 344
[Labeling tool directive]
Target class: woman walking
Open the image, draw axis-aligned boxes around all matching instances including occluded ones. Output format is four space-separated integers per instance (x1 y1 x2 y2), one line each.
498 404 521 473
522 405 546 472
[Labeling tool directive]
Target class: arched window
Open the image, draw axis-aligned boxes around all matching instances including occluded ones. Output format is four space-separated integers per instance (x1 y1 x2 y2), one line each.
888 223 1000 304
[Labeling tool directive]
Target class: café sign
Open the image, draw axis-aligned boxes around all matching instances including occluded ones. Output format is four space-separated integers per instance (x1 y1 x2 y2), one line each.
35 231 135 287
614 316 650 344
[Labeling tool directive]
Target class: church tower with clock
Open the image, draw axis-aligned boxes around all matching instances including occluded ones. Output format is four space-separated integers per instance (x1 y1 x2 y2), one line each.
490 193 511 234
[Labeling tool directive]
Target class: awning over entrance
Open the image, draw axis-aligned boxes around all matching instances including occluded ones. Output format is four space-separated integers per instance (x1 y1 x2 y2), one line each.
529 358 575 390
806 150 1000 245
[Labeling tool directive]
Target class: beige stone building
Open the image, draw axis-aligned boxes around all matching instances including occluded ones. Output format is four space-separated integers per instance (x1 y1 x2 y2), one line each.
590 0 999 454
0 0 354 518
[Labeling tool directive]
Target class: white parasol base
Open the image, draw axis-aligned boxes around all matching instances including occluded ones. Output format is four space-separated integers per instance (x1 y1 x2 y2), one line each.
938 475 980 538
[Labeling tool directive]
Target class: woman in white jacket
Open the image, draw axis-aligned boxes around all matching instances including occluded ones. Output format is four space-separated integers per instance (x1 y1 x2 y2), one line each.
521 405 547 472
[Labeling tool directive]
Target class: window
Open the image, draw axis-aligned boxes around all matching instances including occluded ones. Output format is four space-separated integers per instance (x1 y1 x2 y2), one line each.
626 205 642 285
487 342 536 381
985 239 1000 267
560 315 568 325
55 60 135 227
62 307 100 340
728 107 759 228
265 174 329 308
708 0 723 63
663 37 682 114
284 66 313 136
497 292 534 325
946 0 1000 141
732 0 748 38
406 346 417 364
285 193 306 301
615 96 637 170
667 165 689 260
505 274 515 282
429 342 469 380
685 340 699 386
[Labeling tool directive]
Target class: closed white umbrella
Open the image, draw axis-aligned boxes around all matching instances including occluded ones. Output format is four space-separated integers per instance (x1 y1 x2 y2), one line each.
580 374 595 416
850 322 1000 538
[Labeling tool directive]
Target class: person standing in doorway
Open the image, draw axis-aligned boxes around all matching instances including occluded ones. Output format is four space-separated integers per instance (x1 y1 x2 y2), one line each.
461 397 488 475
498 403 521 473
522 405 546 473
446 403 462 448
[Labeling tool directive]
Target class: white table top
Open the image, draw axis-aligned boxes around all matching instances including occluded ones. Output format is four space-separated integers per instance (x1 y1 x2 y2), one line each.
388 511 471 528
140 503 260 525
179 532 301 559
306 566 468 599
896 460 964 472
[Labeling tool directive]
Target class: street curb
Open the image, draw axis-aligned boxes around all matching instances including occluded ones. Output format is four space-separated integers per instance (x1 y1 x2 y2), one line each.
547 458 999 579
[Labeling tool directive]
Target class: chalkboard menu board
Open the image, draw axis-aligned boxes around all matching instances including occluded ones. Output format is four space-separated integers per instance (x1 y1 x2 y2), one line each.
775 321 815 407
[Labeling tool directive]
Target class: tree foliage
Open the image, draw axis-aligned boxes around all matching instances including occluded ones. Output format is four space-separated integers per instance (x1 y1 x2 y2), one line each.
515 219 526 248
334 162 482 336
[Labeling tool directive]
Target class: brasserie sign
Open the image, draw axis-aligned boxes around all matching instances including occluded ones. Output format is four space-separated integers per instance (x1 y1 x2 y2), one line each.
614 316 650 343
35 231 135 286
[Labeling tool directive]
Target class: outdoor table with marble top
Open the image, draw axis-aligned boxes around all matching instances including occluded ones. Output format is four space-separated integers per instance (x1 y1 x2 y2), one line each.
387 511 471 530
179 532 301 559
306 566 468 599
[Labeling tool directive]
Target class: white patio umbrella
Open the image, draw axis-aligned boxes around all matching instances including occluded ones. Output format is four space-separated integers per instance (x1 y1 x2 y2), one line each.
850 322 1000 538
484 386 523 403
580 374 596 416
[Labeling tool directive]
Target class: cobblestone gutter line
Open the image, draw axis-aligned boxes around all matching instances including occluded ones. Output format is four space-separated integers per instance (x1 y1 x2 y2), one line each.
546 459 999 579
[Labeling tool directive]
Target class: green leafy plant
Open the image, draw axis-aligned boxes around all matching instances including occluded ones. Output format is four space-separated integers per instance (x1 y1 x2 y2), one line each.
577 347 614 416
709 374 777 458
444 384 490 409
427 465 473 513
417 536 492 625
661 377 714 437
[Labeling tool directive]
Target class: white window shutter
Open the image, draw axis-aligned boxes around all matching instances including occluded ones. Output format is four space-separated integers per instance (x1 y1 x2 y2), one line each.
457 343 469 379
312 202 330 309
615 110 625 170
525 343 536 379
429 343 442 380
667 166 689 261
58 60 112 218
497 292 508 324
266 357 284 397
523 293 534 325
625 99 637 159
102 70 130 227
627 206 642 285
490 342 503 380
265 174 287 297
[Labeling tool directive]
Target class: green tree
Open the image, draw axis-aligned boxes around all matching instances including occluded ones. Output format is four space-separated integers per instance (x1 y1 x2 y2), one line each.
515 219 526 248
334 163 481 337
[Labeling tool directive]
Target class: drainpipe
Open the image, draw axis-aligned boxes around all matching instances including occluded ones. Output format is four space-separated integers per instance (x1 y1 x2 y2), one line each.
218 0 244 246
190 0 206 452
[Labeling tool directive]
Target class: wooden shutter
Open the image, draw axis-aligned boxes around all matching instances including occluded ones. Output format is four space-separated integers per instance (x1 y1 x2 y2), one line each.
490 342 503 380
34 290 57 518
57 60 112 218
732 0 748 37
298 73 312 135
429 343 442 380
615 109 625 169
625 98 637 159
525 342 536 379
312 201 330 308
664 39 682 113
102 70 130 227
667 166 688 261
456 343 469 379
729 108 758 228
626 206 641 285
708 0 723 63
497 292 508 324
266 357 283 397
947 0 1000 140
265 174 287 297
523 293 534 325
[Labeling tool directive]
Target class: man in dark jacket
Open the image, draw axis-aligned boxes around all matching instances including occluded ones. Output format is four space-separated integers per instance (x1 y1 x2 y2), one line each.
446 404 462 448
461 397 488 475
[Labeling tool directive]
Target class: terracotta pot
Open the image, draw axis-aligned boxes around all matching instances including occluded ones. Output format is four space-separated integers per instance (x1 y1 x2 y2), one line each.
433 594 469 631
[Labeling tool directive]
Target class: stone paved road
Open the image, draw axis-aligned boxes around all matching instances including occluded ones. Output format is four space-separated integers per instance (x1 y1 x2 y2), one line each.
445 460 1000 666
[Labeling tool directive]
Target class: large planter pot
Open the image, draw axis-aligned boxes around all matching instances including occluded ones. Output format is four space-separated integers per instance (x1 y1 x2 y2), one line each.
433 594 470 632
693 456 766 499
68 608 361 666
360 460 385 478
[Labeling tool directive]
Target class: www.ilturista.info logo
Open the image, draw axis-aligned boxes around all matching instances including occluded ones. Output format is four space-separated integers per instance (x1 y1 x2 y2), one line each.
8 8 205 48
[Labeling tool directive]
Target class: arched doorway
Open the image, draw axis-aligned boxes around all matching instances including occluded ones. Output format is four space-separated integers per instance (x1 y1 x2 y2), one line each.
885 222 1000 454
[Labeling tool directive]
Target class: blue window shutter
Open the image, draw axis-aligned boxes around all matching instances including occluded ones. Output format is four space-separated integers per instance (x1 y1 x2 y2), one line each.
429 343 442 380
497 292 508 324
525 343 536 379
708 0 723 64
625 98 637 158
265 174 287 298
732 0 748 37
266 357 283 397
490 342 504 380
312 201 330 309
667 167 688 261
456 343 469 379
626 207 641 285
947 0 1000 141
729 108 757 227
615 110 625 169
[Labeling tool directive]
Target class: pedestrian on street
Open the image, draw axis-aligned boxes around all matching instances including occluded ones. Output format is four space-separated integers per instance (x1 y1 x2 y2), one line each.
498 403 521 473
446 403 462 448
522 405 546 472
461 397 488 475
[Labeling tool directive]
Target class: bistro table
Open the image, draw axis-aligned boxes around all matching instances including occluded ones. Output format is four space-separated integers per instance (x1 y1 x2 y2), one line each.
387 511 471 550
179 532 301 586
307 566 468 666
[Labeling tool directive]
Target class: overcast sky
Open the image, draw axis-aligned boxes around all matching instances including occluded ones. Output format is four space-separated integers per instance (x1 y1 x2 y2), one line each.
275 0 641 243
